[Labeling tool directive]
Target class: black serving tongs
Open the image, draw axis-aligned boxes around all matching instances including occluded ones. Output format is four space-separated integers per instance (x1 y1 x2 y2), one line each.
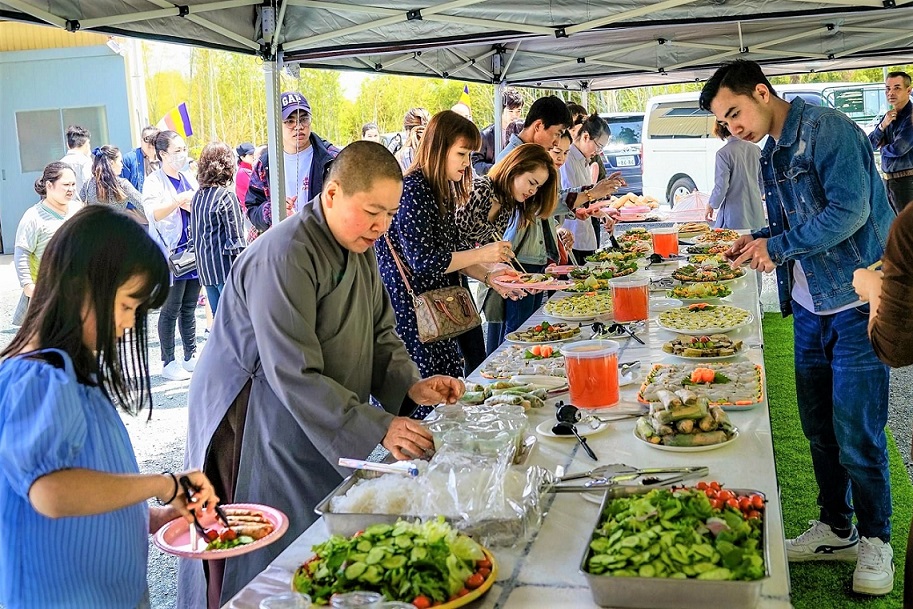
179 475 230 539
592 321 645 345
549 464 709 493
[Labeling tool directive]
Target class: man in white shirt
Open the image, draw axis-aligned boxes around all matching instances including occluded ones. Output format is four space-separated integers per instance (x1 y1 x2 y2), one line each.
245 92 340 236
59 125 92 194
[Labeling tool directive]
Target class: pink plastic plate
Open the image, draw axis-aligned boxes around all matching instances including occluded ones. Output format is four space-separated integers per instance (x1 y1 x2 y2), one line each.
153 503 288 560
545 264 579 276
493 275 574 290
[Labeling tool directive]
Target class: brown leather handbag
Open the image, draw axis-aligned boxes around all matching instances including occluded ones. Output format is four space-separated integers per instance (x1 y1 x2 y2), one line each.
384 235 481 343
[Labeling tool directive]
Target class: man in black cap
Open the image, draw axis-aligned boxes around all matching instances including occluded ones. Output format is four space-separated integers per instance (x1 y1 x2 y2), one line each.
245 91 339 238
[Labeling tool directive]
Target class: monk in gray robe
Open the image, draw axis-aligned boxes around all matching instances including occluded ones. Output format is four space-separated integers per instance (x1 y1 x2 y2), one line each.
177 142 464 608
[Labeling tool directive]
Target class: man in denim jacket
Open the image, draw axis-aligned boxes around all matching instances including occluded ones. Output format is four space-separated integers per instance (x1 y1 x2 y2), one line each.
701 60 896 597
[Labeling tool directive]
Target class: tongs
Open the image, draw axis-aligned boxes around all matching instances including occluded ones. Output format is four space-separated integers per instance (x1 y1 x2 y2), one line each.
549 464 709 493
179 475 230 548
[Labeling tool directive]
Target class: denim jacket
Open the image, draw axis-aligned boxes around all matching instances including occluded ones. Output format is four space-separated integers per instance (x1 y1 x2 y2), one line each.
868 99 913 174
752 98 894 315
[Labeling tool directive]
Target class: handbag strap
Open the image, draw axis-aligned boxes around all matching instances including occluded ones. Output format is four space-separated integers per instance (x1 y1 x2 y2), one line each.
383 234 419 305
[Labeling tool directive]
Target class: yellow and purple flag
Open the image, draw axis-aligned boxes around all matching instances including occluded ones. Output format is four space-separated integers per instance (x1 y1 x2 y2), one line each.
156 102 193 138
458 84 471 108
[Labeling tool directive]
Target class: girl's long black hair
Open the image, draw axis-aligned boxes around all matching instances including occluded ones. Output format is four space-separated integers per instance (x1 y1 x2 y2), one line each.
1 206 170 415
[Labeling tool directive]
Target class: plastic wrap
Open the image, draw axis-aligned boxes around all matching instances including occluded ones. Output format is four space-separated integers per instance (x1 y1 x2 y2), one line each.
422 403 529 462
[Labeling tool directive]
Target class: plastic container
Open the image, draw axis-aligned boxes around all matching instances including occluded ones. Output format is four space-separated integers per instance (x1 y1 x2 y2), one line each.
650 227 679 257
562 340 620 408
260 592 312 609
609 276 649 322
330 591 384 608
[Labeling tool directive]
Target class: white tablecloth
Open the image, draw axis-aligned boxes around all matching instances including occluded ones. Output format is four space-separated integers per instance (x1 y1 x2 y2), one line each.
224 266 792 609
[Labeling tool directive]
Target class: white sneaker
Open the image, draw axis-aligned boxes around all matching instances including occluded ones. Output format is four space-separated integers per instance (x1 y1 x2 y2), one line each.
162 360 191 381
853 537 895 596
182 354 198 373
785 520 858 562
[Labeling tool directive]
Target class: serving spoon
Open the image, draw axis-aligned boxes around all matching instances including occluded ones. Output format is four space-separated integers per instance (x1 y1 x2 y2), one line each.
552 421 598 460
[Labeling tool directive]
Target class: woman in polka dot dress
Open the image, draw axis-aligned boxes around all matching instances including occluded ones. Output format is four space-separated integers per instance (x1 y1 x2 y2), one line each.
376 111 520 416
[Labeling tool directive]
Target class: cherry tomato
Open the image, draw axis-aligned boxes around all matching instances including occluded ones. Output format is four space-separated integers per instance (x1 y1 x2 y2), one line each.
718 489 735 501
738 497 752 511
477 558 492 569
204 530 218 541
709 481 721 491
218 528 237 542
478 567 491 578
534 325 543 332
704 489 716 499
711 498 725 511
696 481 709 491
751 494 765 510
726 498 740 510
412 596 432 609
456 588 470 598
465 572 486 589
746 510 762 520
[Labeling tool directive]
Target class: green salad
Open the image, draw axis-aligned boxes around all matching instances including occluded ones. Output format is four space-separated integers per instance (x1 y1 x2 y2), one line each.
293 518 491 606
585 488 765 581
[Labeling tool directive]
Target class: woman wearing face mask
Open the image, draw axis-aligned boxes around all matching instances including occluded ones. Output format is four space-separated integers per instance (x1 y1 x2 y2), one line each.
143 130 201 382
394 107 431 172
376 111 519 408
81 145 146 221
456 144 559 353
12 162 83 327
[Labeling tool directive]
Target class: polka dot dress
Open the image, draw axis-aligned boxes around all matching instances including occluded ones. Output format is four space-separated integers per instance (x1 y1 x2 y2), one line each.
376 172 465 407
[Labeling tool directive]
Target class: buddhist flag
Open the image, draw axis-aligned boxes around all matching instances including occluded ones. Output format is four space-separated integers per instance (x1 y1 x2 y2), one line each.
156 102 193 138
459 84 471 108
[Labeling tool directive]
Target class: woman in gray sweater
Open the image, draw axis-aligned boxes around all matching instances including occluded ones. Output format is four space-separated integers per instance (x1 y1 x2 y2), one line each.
81 145 146 220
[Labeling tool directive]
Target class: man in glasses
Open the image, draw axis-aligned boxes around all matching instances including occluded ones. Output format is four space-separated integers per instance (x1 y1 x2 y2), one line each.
245 91 340 239
120 125 160 193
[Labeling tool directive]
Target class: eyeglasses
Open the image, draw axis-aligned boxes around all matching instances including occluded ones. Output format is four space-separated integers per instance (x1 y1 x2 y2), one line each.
283 115 312 127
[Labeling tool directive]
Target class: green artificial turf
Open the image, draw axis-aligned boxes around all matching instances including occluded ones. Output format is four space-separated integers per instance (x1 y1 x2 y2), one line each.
763 312 911 608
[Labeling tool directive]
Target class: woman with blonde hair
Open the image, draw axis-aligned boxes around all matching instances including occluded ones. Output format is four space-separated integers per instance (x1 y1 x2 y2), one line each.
456 143 559 352
376 111 519 409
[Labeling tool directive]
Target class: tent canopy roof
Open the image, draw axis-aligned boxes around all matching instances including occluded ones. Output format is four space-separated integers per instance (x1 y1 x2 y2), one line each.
2 0 912 88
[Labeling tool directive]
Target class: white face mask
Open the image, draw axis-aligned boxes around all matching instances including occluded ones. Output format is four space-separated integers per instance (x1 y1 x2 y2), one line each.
168 152 187 171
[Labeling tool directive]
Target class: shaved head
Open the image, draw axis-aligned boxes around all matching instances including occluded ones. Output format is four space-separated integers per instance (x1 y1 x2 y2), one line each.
326 140 403 196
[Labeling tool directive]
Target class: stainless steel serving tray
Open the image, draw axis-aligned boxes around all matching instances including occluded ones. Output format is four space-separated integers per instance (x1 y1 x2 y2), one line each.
579 486 770 609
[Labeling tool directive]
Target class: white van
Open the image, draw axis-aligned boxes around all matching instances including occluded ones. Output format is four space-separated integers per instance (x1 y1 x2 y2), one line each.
641 84 873 204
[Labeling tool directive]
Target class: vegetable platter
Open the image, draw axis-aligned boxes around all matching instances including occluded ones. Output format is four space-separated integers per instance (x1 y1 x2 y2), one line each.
293 518 496 608
505 320 581 344
638 362 763 409
585 249 643 264
633 393 738 450
580 485 768 609
671 263 745 283
694 228 740 243
666 282 733 302
661 334 744 360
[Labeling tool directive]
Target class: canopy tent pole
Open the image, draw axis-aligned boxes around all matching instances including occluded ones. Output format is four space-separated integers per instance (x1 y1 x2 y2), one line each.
492 50 504 157
264 56 286 227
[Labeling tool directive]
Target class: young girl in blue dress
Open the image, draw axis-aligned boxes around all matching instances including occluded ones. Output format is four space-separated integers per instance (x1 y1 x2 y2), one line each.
0 205 219 609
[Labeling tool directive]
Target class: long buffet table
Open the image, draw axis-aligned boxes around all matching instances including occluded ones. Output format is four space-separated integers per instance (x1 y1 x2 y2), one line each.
224 266 793 609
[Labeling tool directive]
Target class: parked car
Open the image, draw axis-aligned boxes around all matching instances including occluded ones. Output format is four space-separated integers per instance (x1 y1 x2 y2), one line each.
600 112 644 195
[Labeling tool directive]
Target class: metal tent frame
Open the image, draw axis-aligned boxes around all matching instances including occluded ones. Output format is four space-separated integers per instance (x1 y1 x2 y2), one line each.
4 0 913 221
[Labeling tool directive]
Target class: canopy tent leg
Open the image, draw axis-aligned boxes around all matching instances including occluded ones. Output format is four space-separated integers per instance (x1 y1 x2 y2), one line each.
264 57 286 227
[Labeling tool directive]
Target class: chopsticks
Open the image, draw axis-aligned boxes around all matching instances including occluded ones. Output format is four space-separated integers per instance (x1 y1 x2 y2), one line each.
339 458 419 477
867 260 883 271
491 231 529 274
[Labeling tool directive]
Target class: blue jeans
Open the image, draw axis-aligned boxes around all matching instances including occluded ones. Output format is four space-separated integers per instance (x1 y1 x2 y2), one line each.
204 284 224 315
504 264 546 336
792 301 892 540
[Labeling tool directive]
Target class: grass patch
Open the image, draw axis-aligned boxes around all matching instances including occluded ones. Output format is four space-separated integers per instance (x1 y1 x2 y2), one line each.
763 313 911 608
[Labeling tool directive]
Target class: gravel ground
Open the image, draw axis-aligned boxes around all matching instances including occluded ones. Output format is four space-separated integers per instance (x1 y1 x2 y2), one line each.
0 255 911 609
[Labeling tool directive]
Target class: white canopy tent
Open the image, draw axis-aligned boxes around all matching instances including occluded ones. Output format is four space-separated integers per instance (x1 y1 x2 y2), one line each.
4 0 913 221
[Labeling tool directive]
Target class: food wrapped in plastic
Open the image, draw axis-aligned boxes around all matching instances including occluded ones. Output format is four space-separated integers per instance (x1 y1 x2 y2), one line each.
327 448 547 547
422 404 529 461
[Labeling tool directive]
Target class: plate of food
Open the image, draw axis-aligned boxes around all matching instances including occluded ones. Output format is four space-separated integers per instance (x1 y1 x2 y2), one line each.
571 260 639 280
662 334 744 360
505 321 581 344
153 503 287 560
634 427 740 452
666 282 733 302
656 303 753 335
544 292 613 321
685 243 733 255
637 361 763 408
687 253 729 265
492 273 573 291
672 263 745 283
633 392 740 450
585 249 643 264
510 374 569 392
677 222 710 240
480 344 566 379
292 519 497 608
695 228 740 243
618 227 652 244
564 278 611 292
544 264 579 276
